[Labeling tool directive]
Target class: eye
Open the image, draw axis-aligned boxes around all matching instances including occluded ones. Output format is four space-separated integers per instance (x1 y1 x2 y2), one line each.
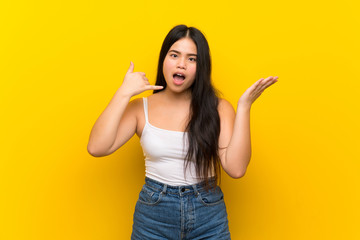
170 53 177 58
189 57 197 62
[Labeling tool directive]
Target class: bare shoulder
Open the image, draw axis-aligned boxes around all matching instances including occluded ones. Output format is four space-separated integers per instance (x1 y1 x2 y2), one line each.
127 97 143 112
129 93 161 115
218 98 236 116
124 97 145 123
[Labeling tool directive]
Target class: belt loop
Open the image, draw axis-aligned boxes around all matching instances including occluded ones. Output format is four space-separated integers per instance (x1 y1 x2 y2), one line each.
192 184 199 197
162 183 167 194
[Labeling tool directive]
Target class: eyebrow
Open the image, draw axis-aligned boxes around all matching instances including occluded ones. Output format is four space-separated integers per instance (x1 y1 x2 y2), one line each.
169 49 197 57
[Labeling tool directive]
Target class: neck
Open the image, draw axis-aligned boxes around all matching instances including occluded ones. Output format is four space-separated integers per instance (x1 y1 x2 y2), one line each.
161 88 192 103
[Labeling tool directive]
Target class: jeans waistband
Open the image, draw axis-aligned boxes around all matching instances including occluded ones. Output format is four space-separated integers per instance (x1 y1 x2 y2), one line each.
144 177 216 196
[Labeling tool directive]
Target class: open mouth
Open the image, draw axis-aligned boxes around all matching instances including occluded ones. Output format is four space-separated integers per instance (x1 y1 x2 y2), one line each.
173 73 185 85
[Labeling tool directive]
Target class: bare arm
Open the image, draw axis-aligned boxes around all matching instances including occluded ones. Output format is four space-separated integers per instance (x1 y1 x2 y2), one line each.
218 76 278 178
87 62 163 157
218 102 251 178
87 89 132 157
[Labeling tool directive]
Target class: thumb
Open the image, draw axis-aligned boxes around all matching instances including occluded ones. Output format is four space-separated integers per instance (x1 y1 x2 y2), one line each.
127 61 134 73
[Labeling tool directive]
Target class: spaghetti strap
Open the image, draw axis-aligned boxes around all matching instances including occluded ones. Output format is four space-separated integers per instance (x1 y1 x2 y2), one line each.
142 97 149 123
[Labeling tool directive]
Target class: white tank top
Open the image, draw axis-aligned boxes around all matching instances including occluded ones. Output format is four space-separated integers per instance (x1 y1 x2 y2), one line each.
139 97 214 186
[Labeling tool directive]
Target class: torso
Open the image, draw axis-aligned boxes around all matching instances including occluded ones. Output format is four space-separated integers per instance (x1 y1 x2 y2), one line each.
135 92 192 138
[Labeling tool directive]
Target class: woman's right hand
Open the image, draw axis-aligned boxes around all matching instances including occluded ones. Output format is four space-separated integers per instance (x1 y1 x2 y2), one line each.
119 61 163 97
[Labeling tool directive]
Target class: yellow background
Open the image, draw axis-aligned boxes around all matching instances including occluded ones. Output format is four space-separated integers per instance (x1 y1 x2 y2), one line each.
1 0 359 239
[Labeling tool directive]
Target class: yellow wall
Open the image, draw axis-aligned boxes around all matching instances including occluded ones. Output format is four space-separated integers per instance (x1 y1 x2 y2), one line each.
1 0 359 239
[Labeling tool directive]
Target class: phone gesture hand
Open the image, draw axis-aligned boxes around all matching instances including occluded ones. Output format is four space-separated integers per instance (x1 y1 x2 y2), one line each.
120 62 163 97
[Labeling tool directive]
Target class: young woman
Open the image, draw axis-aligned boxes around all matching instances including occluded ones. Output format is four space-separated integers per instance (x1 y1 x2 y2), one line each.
87 25 278 239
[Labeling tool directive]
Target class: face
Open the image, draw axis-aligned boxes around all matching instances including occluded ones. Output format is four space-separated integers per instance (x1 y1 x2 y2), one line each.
162 37 197 94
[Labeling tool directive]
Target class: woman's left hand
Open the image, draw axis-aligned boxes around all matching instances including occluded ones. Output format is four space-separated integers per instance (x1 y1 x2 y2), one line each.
238 76 279 107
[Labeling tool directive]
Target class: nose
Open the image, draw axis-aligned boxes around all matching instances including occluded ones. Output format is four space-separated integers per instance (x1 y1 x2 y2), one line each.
177 57 186 69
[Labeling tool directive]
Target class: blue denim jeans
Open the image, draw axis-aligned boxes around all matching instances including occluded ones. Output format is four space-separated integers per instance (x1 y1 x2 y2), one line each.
131 177 231 240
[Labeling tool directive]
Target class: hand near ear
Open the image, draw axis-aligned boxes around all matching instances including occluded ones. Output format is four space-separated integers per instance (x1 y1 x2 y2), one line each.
119 61 163 98
238 76 278 107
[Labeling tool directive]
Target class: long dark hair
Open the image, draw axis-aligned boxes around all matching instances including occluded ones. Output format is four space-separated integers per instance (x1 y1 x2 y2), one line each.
153 25 222 191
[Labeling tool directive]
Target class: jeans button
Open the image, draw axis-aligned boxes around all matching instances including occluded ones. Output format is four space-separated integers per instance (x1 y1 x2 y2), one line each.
181 188 185 192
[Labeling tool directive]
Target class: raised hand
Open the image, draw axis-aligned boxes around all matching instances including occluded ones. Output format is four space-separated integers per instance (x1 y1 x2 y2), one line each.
119 61 163 97
238 76 278 107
